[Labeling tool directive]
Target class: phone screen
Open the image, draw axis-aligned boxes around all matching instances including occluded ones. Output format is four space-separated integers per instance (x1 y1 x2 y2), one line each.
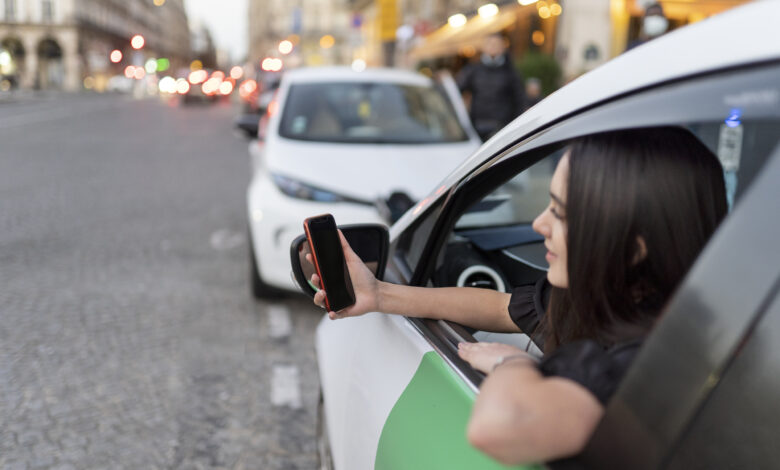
305 214 355 311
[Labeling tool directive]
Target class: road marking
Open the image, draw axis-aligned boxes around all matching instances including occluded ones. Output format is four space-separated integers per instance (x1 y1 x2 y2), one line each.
0 100 122 130
209 229 244 251
267 305 292 339
271 365 302 409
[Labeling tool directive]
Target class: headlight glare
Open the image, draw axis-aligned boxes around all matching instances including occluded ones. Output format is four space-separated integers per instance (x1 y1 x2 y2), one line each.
271 173 348 203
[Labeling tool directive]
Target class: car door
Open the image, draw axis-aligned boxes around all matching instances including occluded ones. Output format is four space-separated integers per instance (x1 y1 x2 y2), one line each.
321 59 780 469
317 196 535 470
374 60 780 469
436 71 481 143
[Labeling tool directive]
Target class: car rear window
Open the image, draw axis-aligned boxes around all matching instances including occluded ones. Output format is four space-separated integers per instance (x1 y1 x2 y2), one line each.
278 82 469 144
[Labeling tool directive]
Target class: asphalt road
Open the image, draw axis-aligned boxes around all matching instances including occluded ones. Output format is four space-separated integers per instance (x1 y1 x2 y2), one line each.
0 92 322 469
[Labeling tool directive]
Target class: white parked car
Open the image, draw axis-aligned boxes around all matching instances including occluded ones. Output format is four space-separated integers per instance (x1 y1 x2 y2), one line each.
287 3 780 469
247 67 481 297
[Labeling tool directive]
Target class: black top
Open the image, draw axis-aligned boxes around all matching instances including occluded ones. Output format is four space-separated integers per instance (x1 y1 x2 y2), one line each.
508 278 643 405
456 54 525 137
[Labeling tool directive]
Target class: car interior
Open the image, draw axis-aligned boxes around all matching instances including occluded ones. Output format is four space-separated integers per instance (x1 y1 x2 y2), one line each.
430 120 779 355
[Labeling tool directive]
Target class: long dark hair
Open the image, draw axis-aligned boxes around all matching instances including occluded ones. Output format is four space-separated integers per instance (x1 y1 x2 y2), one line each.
542 127 728 351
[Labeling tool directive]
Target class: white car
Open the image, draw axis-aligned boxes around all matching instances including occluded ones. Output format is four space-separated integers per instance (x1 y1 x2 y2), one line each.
247 67 481 297
288 3 780 469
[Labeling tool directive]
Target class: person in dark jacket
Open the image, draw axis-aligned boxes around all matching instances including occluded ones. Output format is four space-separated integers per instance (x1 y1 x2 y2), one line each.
626 3 669 51
457 33 525 141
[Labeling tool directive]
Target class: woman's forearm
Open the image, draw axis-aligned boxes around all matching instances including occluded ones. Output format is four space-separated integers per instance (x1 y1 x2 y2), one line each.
375 281 520 333
468 361 603 464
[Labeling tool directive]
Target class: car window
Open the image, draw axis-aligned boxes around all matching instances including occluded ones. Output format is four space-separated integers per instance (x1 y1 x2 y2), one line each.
433 148 562 293
433 115 778 294
664 288 780 469
278 82 468 144
454 150 564 230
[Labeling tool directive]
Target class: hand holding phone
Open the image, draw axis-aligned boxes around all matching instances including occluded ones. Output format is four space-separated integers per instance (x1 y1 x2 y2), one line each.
303 214 356 312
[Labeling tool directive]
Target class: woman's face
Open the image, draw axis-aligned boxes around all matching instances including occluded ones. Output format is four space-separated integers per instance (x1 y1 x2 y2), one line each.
533 153 569 288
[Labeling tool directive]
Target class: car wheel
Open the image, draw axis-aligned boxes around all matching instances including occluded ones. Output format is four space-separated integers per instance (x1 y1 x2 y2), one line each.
316 390 334 470
248 230 281 299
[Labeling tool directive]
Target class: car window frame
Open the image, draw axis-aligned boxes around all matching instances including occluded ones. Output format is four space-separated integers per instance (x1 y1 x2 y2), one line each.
395 59 780 395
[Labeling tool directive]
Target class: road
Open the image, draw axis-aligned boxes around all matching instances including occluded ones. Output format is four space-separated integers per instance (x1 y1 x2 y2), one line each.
0 93 322 469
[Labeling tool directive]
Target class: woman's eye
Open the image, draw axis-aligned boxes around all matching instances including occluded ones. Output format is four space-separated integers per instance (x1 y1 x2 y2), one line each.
550 207 564 220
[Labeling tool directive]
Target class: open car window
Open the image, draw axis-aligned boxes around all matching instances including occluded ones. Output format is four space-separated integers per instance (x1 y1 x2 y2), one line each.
428 120 778 358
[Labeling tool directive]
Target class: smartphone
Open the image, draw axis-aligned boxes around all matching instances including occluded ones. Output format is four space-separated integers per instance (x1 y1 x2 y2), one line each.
303 214 356 312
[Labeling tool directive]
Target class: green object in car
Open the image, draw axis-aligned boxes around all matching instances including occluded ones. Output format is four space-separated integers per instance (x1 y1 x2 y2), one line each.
375 351 541 470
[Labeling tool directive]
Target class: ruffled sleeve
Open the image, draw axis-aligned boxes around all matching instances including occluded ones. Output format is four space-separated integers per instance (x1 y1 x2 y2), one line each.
537 339 642 405
508 277 550 346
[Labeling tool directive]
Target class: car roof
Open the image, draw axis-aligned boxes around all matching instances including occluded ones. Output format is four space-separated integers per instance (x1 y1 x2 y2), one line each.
282 66 434 86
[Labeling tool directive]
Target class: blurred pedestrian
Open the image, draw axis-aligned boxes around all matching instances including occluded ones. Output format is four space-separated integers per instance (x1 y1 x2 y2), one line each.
626 3 669 51
457 33 525 141
523 77 543 112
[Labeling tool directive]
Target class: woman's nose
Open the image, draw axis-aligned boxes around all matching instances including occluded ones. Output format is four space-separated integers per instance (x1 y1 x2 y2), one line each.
532 211 549 238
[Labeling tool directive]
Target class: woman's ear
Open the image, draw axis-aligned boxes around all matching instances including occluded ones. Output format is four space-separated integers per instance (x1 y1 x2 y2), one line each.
632 236 648 265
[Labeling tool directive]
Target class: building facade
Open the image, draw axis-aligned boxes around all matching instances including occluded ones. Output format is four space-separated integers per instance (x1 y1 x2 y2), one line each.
405 0 751 81
245 0 752 79
248 0 352 69
0 0 190 92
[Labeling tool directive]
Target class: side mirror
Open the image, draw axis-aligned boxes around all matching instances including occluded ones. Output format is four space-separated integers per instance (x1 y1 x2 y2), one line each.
289 224 389 298
235 113 259 138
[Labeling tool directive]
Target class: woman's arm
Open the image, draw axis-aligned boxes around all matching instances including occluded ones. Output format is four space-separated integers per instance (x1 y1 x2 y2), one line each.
459 342 604 465
310 230 521 333
375 282 519 332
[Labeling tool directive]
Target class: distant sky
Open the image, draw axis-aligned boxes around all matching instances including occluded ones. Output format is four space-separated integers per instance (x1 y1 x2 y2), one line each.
184 0 248 63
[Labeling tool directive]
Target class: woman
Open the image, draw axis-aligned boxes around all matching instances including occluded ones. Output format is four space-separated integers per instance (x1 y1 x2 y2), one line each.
309 127 727 464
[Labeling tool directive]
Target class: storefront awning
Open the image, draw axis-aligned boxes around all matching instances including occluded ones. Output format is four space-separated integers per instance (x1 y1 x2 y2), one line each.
410 8 519 61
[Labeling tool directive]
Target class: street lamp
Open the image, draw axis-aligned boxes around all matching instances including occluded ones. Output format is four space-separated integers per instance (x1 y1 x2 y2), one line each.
131 35 145 50
448 14 467 28
278 40 293 55
319 35 335 49
478 3 499 18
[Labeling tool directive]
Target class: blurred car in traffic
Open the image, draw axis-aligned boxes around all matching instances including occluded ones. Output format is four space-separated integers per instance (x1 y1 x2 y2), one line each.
248 66 481 297
177 68 234 105
106 75 133 93
235 71 282 138
286 2 780 469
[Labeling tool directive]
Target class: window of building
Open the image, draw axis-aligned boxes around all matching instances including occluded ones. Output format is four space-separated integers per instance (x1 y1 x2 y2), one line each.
42 0 54 22
4 0 15 21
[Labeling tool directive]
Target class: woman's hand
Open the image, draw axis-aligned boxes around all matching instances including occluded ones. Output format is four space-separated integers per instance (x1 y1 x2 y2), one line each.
458 342 535 374
309 229 380 319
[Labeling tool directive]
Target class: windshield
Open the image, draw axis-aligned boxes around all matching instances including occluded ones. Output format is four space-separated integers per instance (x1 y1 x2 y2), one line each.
278 82 469 144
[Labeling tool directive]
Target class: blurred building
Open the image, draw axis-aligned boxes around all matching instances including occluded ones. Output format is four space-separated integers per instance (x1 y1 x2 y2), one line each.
248 0 352 70
190 20 217 69
557 0 752 81
0 0 190 92
404 0 751 84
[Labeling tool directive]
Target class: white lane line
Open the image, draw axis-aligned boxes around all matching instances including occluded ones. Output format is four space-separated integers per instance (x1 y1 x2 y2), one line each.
0 100 121 130
209 229 244 251
267 305 292 339
271 365 302 409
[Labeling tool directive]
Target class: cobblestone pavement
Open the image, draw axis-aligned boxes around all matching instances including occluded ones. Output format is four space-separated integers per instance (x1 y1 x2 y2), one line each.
0 94 322 469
